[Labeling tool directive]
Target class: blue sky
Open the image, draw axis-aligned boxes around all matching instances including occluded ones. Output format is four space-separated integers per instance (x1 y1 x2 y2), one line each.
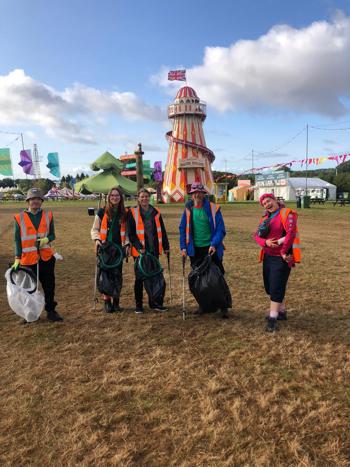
1 0 350 178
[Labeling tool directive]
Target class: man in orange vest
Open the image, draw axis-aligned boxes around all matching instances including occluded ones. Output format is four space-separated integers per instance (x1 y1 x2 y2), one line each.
12 188 63 322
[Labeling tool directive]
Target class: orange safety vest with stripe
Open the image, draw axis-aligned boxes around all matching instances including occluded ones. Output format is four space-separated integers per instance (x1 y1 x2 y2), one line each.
99 209 128 245
258 208 301 263
185 202 220 246
129 206 163 257
14 210 54 266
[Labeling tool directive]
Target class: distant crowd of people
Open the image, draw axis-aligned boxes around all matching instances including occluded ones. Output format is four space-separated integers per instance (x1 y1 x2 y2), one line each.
11 183 300 332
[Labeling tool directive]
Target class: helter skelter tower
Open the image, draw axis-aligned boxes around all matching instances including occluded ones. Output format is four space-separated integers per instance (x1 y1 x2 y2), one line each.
162 86 215 203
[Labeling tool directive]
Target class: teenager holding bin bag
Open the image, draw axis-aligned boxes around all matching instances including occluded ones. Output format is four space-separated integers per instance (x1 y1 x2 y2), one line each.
254 193 301 332
12 188 63 322
127 188 170 314
91 187 129 313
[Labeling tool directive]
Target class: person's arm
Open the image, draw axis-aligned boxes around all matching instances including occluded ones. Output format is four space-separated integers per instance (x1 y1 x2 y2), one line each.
48 216 55 242
281 212 297 256
179 210 187 251
127 210 144 252
14 219 22 258
91 215 102 241
210 208 226 248
159 214 169 252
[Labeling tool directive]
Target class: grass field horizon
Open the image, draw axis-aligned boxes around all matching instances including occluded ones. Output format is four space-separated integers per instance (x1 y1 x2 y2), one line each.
1 201 349 466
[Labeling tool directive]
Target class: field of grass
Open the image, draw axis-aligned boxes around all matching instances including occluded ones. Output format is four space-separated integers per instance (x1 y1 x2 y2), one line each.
0 201 349 466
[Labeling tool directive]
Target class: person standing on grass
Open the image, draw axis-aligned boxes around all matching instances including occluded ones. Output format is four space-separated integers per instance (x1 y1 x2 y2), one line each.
254 193 301 332
12 188 63 322
127 188 170 314
91 186 129 313
179 182 229 319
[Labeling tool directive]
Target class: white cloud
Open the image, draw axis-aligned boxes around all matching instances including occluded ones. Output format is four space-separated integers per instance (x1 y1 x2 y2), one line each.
0 69 164 144
157 13 350 117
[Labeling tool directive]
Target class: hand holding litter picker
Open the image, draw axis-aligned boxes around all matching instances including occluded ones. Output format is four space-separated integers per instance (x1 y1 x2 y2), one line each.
166 251 173 304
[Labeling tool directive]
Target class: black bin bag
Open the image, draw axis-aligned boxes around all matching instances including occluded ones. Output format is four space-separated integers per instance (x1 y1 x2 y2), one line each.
97 241 123 300
188 255 232 313
134 252 166 306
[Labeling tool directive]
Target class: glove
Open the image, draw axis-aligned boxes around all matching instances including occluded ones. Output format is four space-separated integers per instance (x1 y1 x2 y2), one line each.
38 237 49 248
12 258 21 270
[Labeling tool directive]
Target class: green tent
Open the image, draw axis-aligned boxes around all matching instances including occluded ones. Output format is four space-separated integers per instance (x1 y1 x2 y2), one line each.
75 151 137 195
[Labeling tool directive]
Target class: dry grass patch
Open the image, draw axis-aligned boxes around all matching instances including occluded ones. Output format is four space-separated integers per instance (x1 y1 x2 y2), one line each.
0 201 349 465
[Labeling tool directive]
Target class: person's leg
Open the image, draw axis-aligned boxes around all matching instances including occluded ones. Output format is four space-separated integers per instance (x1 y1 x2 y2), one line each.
266 257 291 331
190 247 209 314
210 252 229 318
39 257 63 321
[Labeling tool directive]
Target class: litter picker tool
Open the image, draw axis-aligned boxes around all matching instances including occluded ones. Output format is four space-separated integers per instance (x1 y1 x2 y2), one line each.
93 243 99 311
182 255 186 320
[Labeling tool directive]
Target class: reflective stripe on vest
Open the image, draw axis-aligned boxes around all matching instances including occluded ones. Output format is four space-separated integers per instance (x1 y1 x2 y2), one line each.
130 207 162 257
258 208 301 263
15 210 54 266
99 211 127 244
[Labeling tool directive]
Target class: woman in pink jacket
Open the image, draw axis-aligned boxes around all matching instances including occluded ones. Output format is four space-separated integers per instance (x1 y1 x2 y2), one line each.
254 193 300 332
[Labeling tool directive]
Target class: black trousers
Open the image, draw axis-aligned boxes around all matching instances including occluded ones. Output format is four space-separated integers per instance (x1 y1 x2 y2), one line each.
263 254 291 303
28 256 57 313
134 256 164 308
189 246 225 275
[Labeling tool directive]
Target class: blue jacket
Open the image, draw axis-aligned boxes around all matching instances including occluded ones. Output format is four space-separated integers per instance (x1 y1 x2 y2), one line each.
179 198 226 259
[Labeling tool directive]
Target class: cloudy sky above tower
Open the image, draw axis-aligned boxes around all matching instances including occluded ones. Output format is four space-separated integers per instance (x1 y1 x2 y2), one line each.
1 0 350 177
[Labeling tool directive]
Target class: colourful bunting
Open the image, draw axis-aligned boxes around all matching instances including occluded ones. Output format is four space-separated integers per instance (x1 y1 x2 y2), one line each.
0 148 13 176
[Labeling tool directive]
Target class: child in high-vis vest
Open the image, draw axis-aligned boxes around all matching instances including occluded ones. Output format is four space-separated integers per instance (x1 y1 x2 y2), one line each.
12 188 63 322
254 193 301 332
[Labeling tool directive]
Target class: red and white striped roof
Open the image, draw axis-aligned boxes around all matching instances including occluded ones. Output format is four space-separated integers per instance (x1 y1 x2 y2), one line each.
175 86 199 100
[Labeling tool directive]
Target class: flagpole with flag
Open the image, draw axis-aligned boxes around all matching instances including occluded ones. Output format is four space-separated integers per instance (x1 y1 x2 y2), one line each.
0 147 13 177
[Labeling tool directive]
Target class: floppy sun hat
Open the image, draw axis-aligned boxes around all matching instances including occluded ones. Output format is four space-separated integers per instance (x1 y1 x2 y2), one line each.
189 182 207 194
26 188 44 201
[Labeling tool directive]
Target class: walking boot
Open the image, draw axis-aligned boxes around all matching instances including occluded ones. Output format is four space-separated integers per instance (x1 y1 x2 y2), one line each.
113 298 122 312
47 311 63 322
221 308 229 319
266 317 277 332
277 310 287 320
104 300 114 313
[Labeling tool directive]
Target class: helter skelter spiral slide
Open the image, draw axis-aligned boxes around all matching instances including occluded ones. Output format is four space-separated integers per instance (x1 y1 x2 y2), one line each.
162 86 215 203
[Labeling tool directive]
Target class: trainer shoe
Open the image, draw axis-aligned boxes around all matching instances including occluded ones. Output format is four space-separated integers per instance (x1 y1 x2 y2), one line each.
266 317 277 332
47 311 64 322
277 311 287 320
135 306 144 314
151 305 168 312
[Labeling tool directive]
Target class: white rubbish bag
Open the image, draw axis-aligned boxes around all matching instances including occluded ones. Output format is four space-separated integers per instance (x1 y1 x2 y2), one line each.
5 268 45 322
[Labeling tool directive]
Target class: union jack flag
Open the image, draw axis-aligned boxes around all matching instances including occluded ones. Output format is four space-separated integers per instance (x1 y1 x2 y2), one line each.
168 69 186 81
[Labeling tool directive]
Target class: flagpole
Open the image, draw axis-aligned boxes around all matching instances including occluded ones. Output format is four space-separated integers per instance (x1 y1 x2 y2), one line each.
305 124 309 194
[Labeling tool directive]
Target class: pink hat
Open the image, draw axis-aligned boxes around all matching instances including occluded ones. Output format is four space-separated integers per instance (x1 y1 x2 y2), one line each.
259 193 276 205
189 182 207 194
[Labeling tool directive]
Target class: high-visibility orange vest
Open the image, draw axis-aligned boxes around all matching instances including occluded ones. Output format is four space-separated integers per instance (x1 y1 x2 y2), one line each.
130 206 163 257
258 208 301 263
14 210 54 266
185 202 219 245
99 209 127 245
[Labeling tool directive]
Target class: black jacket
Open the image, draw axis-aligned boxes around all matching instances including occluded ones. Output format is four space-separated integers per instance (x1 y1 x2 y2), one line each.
127 206 169 255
